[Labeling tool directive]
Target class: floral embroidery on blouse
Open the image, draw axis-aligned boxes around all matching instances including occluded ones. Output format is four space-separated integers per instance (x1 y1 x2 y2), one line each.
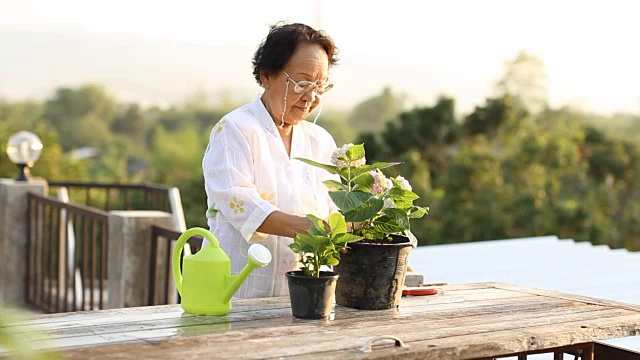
229 196 245 215
212 228 227 244
302 167 311 185
260 192 276 205
276 259 298 276
214 118 226 133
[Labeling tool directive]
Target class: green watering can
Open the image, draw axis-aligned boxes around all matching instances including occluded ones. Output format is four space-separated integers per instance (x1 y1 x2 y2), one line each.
172 227 272 315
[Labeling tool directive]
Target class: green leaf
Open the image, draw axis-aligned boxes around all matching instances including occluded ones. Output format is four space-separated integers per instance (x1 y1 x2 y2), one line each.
328 213 347 235
408 206 429 219
294 157 340 175
350 162 401 178
371 217 406 234
352 172 374 190
334 233 364 243
308 228 325 236
393 201 413 210
294 233 327 252
345 144 365 161
325 256 340 266
388 188 420 202
305 214 326 232
343 197 385 223
322 179 346 191
360 227 385 240
383 208 410 229
289 243 300 252
329 191 373 213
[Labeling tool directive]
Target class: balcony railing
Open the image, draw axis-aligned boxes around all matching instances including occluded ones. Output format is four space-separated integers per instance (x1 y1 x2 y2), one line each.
27 192 108 312
26 182 181 313
47 181 172 212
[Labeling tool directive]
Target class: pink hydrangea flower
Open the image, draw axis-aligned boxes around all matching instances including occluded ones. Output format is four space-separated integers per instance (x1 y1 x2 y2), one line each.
395 176 412 191
370 170 387 195
331 143 366 168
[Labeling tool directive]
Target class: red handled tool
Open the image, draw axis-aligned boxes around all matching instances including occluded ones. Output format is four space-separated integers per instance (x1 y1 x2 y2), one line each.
402 287 438 296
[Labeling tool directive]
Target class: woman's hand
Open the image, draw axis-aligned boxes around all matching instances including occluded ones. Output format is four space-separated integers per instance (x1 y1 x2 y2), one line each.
291 215 317 237
257 211 319 238
293 216 330 235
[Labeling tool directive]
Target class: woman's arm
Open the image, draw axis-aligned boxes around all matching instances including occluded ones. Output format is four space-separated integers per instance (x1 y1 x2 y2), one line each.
257 211 314 238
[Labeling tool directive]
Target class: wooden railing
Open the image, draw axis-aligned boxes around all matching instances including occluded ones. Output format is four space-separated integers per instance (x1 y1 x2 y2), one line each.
47 181 172 212
26 182 180 313
27 193 109 313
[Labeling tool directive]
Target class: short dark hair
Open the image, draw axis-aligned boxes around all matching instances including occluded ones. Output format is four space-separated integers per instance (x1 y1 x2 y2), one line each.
252 22 339 86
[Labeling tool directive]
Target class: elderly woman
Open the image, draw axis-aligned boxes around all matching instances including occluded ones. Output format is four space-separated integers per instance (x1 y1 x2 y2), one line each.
202 23 339 299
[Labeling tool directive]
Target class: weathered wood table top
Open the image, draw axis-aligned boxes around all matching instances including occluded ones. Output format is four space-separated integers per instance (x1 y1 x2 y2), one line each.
7 283 640 359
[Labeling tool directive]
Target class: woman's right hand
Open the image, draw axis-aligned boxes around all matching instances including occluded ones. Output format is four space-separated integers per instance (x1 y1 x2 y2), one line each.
257 211 318 238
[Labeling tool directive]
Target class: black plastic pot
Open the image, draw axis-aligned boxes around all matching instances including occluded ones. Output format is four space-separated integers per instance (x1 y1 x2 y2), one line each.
286 271 339 319
333 234 412 310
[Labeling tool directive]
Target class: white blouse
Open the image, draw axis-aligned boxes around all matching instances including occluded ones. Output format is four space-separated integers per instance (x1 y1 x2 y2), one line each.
202 96 339 299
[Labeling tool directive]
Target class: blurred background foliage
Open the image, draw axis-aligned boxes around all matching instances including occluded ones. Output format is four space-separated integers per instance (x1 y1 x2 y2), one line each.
0 307 60 359
1 51 639 250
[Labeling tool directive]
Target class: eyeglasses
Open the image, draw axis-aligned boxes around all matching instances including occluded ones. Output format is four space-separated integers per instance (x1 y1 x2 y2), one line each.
283 71 333 95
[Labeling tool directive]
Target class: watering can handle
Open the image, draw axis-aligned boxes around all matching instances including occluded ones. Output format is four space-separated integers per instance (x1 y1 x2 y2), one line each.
172 227 220 296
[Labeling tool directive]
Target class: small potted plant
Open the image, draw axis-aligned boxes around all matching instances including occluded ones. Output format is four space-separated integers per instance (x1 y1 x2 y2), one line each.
286 213 363 319
296 143 429 310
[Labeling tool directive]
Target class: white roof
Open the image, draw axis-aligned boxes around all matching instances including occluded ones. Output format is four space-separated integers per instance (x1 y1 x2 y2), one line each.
410 236 640 356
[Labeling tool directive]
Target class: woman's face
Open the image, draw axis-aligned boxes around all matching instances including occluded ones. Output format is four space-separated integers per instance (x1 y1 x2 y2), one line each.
261 43 330 127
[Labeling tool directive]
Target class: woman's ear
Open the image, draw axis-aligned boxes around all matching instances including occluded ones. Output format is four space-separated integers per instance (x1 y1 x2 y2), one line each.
260 71 271 89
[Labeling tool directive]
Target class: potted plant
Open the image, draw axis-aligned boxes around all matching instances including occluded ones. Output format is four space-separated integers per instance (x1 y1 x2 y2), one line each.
287 213 363 319
296 143 429 310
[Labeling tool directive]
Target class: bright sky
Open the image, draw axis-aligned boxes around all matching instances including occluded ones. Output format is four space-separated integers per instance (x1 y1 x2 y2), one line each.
1 0 639 114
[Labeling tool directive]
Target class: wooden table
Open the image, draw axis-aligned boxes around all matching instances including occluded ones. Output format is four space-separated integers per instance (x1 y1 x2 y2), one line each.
6 283 640 359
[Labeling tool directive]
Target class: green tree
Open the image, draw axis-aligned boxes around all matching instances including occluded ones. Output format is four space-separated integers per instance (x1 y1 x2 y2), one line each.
111 104 145 144
43 84 118 150
463 95 526 139
438 140 509 243
496 51 548 115
347 87 405 134
318 109 355 146
381 96 459 179
150 125 210 228
0 102 87 181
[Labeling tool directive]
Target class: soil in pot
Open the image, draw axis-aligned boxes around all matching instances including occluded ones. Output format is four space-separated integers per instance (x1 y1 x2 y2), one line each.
333 234 412 310
286 271 339 319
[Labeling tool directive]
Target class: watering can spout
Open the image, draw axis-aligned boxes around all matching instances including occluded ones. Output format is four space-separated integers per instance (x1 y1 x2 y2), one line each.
222 244 272 303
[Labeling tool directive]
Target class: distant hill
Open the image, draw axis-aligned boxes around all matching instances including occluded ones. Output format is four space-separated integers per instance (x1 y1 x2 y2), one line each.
4 27 635 116
0 27 480 113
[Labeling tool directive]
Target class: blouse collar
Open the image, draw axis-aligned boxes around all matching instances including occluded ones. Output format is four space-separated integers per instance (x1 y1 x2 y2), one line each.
250 95 280 131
